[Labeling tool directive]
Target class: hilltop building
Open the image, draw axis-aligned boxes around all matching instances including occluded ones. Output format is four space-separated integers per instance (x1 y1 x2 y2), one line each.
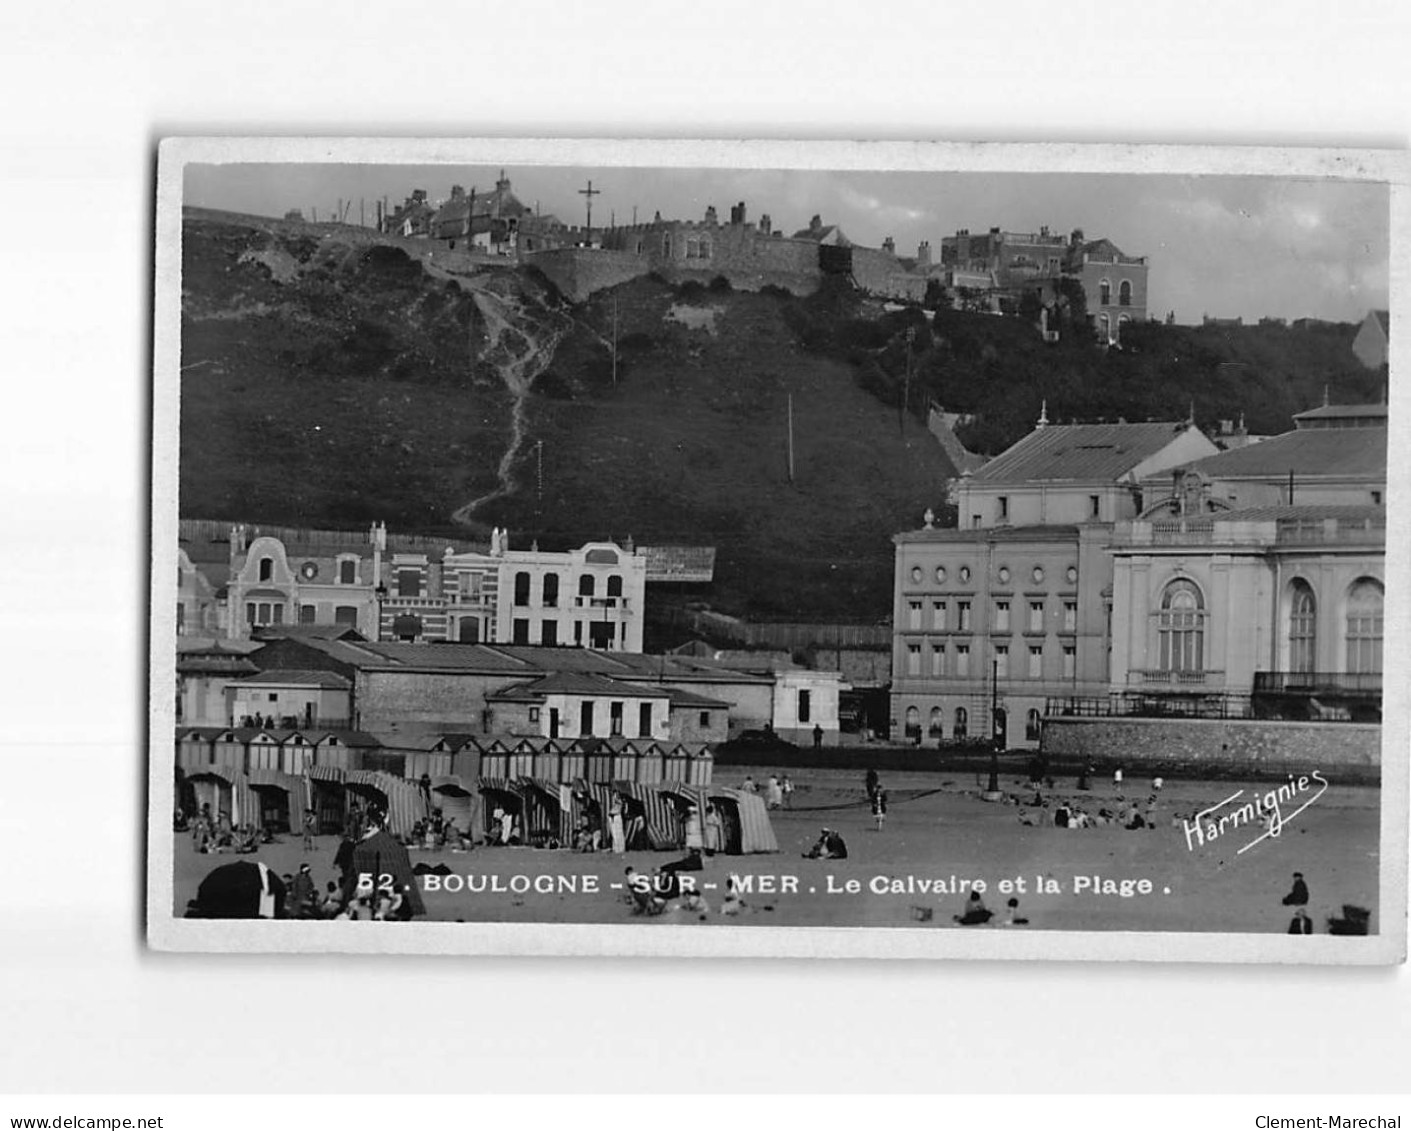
429 173 534 252
383 190 435 238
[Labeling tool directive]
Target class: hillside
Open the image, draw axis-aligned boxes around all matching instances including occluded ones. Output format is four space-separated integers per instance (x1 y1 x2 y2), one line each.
178 211 951 620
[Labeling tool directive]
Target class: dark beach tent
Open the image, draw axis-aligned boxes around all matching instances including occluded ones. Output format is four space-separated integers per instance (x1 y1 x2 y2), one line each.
343 828 426 917
618 781 683 850
306 764 347 835
519 778 577 846
188 859 287 919
246 767 303 833
429 774 476 839
479 778 523 837
186 768 239 827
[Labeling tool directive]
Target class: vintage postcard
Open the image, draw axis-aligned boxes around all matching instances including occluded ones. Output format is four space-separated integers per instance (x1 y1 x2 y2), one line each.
148 138 1408 961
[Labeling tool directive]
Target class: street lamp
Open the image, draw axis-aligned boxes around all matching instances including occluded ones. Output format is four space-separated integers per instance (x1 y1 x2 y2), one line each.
984 658 1002 800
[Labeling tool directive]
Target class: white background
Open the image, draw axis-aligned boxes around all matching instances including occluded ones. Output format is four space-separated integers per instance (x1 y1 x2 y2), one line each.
1 0 1409 1094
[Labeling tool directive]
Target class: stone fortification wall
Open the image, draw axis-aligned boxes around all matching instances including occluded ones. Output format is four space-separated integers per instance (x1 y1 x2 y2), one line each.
1040 717 1381 784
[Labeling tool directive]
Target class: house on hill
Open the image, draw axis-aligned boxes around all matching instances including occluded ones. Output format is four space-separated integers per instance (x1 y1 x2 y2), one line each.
384 190 435 238
430 173 533 252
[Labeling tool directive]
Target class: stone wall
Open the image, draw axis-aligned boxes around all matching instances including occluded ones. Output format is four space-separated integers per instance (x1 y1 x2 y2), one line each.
524 248 652 303
1040 717 1381 783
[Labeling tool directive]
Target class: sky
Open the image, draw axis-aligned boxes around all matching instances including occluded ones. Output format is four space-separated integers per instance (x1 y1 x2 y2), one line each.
184 161 1391 325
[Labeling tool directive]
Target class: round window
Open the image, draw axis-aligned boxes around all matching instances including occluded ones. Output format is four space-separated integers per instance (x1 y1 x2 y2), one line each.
998 566 1011 584
1032 566 1045 583
959 566 971 583
1066 566 1078 583
910 566 923 584
935 566 947 584
300 561 319 581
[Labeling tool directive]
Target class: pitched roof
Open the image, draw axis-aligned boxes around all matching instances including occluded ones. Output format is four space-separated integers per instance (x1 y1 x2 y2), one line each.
251 624 366 642
1291 403 1388 424
352 643 534 672
1181 426 1387 480
895 524 1081 545
969 421 1192 484
480 646 631 674
234 669 353 689
488 672 671 701
664 687 732 710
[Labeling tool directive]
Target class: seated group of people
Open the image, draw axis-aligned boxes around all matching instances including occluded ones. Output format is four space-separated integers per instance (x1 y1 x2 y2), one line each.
802 828 848 860
405 809 469 851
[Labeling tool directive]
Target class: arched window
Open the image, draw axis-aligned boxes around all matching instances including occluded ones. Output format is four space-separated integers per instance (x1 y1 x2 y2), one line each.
1026 708 1042 742
1346 579 1384 674
928 707 943 738
1098 313 1110 339
904 706 921 740
578 574 595 598
954 707 968 739
258 557 273 581
1289 582 1317 674
542 572 559 608
513 571 531 607
1118 279 1132 307
606 574 623 599
1158 579 1205 673
339 559 356 584
1099 279 1112 306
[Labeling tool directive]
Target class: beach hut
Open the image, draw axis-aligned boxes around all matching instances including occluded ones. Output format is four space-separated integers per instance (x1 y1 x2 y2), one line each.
518 778 577 847
305 764 347 834
176 727 220 772
609 739 641 783
342 769 421 838
479 740 511 781
244 731 282 773
686 745 715 787
186 767 242 828
276 731 316 776
532 740 565 782
585 740 614 783
309 730 360 772
245 767 303 833
429 774 477 840
706 786 779 854
508 738 539 781
558 740 587 784
662 743 691 783
212 728 254 775
635 742 666 784
449 737 483 784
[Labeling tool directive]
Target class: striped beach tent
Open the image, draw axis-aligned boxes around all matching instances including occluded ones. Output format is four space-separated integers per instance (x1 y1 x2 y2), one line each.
617 781 682 850
478 777 523 840
344 769 422 838
186 766 248 828
519 778 577 847
245 766 304 833
707 786 779 854
305 763 347 834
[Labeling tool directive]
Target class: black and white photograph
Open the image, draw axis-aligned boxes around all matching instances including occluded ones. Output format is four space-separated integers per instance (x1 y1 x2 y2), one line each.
148 140 1406 961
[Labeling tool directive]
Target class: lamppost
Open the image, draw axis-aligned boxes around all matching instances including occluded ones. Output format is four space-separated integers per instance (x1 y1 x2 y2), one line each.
984 658 1002 799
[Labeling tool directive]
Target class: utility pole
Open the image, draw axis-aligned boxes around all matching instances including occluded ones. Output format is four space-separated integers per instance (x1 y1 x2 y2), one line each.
360 198 365 228
536 441 544 518
611 294 619 388
578 179 601 245
900 326 914 438
787 393 796 485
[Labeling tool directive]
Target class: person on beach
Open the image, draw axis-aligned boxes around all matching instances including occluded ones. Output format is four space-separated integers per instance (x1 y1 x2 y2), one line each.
1001 897 1029 927
1281 872 1310 908
765 775 783 810
1287 908 1313 935
781 775 795 809
741 775 757 794
608 798 626 855
871 787 888 832
803 828 848 860
704 804 723 856
684 805 704 854
301 807 317 852
954 891 992 926
865 768 879 801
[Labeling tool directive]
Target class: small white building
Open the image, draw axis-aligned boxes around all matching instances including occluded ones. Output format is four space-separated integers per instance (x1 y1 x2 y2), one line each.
227 669 354 729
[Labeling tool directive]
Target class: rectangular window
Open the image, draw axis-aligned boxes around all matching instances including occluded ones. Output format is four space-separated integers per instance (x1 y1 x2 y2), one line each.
398 569 421 598
958 601 972 631
995 600 1010 632
995 645 1009 678
335 605 359 627
997 496 1009 521
340 559 356 584
512 618 530 645
176 602 185 630
529 706 541 725
540 621 558 647
1063 601 1077 632
956 645 970 677
908 600 923 630
299 604 316 625
798 690 811 723
1028 645 1043 678
971 514 982 529
246 602 257 626
643 703 656 737
1089 495 1101 519
580 701 594 736
931 644 945 676
610 701 624 736
698 711 710 729
907 644 922 676
272 604 284 624
1028 601 1044 633
932 600 946 630
1063 645 1077 679
462 572 484 601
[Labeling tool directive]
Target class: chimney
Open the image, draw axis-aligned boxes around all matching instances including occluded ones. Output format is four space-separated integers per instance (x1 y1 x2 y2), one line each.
450 185 465 201
705 205 718 225
810 214 822 232
759 214 772 235
882 236 896 255
916 240 931 267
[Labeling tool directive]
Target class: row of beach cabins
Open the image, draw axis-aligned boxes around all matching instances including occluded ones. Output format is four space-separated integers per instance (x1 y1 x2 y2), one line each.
174 727 777 855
